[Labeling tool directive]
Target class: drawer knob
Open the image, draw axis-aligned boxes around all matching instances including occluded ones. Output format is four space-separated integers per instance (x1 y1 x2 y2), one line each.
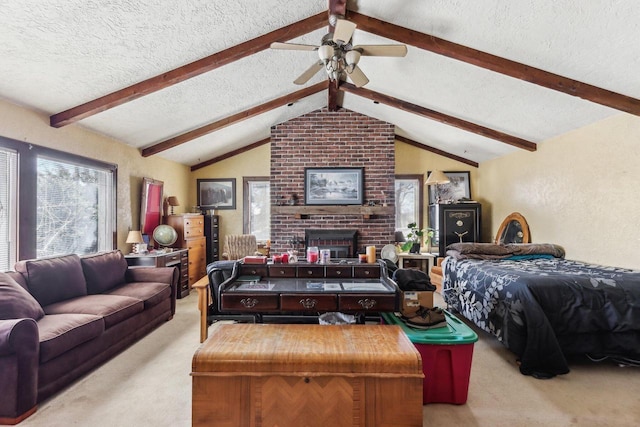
357 298 377 309
299 298 317 309
240 298 259 308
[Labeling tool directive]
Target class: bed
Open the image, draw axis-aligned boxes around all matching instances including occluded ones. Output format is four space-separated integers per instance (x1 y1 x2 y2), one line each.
442 242 640 378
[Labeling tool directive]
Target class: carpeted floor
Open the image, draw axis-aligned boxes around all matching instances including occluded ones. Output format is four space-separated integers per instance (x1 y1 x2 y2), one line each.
16 292 640 427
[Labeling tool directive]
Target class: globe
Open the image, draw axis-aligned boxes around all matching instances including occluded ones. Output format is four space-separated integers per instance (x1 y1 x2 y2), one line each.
153 225 178 247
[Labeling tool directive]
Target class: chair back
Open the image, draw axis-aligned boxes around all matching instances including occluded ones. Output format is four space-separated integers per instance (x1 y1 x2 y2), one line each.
222 234 259 260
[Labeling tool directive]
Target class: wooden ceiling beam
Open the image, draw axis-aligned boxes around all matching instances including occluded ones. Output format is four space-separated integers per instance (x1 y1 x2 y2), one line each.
142 81 328 157
191 138 271 171
348 11 640 116
49 12 328 127
340 82 537 151
395 135 479 168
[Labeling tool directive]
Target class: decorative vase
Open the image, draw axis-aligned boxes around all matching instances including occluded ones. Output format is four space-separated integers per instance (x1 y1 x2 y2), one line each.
410 242 420 254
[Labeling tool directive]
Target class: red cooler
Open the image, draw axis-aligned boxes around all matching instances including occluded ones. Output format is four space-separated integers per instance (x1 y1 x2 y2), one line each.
381 310 478 404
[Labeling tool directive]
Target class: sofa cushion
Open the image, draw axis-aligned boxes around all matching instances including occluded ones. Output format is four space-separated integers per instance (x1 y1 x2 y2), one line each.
37 313 104 363
0 272 45 320
44 295 144 329
81 250 128 294
14 254 87 307
108 282 171 310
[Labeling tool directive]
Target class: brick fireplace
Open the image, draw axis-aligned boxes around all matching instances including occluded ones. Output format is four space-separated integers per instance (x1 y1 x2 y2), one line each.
270 107 395 257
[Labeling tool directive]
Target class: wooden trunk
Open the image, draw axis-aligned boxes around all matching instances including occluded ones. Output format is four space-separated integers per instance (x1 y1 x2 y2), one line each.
192 324 423 427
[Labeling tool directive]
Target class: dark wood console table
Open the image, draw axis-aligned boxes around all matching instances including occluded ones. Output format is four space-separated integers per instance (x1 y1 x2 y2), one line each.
194 259 399 342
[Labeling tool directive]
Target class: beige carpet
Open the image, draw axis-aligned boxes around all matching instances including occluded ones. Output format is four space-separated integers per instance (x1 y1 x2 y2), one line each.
16 293 640 427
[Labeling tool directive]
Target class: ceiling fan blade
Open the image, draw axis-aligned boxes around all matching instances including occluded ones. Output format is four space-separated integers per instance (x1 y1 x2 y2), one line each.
270 42 318 51
333 19 357 44
293 61 325 85
347 65 369 88
354 44 408 57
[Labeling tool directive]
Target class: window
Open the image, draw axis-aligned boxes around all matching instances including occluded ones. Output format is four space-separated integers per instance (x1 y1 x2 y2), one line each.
243 177 270 242
0 147 18 271
36 156 115 257
395 175 424 239
0 136 116 267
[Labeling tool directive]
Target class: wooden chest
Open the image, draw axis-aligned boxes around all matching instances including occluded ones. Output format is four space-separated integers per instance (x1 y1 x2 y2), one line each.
192 324 423 427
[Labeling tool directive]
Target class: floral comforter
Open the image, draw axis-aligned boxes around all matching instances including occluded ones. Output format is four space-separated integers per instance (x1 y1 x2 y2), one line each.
443 255 640 378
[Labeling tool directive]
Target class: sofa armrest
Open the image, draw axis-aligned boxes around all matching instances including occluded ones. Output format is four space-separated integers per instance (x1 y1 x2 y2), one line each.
0 318 39 423
125 267 179 316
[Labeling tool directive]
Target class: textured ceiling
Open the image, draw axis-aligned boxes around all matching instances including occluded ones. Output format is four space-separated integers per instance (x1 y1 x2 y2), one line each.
0 0 638 167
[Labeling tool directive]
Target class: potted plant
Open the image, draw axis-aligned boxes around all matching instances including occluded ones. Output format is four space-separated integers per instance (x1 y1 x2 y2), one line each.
401 222 435 253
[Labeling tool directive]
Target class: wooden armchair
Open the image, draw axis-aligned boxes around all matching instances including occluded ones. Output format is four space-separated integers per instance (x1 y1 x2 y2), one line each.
221 234 261 260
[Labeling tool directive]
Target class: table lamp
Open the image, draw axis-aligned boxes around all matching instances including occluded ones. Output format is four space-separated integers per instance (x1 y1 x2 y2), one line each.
167 196 180 215
425 170 450 203
126 230 144 254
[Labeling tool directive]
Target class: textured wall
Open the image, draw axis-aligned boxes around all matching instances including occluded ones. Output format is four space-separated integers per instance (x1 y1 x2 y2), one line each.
269 108 396 255
478 114 640 269
0 98 190 253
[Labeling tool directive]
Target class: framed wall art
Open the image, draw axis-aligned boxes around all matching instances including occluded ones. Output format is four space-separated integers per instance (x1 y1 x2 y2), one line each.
197 178 236 210
304 167 364 205
427 171 471 204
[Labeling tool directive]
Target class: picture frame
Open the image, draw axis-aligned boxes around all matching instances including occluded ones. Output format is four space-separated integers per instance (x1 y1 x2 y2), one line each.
140 177 163 237
197 178 236 210
304 167 364 205
427 171 471 204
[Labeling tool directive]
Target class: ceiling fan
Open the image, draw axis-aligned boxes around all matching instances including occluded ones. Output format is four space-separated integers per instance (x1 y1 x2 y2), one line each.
270 16 407 88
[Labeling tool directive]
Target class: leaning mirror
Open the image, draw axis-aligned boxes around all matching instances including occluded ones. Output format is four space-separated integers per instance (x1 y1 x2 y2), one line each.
140 177 164 244
495 212 530 244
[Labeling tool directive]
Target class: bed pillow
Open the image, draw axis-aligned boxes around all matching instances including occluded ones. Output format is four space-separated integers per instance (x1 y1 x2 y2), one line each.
0 272 45 320
446 243 565 260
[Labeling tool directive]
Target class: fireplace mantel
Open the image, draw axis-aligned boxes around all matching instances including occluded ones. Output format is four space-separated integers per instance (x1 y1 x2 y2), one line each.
272 205 394 219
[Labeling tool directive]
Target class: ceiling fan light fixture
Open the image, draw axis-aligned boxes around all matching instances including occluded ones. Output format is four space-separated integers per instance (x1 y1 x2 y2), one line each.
318 44 334 61
345 49 361 73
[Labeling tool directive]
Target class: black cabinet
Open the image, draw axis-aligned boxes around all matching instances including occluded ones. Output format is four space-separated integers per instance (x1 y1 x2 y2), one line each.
204 214 220 265
429 203 482 257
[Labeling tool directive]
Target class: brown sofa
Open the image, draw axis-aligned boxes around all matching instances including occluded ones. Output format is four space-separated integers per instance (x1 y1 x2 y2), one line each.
0 250 178 424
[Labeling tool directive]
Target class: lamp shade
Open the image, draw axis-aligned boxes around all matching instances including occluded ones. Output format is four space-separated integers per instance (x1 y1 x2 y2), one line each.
425 170 451 186
167 196 180 207
126 230 144 244
394 231 406 243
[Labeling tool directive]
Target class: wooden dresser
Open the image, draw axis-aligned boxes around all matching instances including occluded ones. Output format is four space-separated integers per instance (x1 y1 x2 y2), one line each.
166 214 207 286
192 324 423 427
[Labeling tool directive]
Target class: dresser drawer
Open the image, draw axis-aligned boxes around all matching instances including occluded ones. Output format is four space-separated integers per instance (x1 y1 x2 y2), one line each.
325 265 353 278
280 294 338 311
164 251 182 264
353 266 380 279
184 224 204 239
240 265 268 277
296 265 325 278
221 294 279 311
268 265 296 278
338 294 396 312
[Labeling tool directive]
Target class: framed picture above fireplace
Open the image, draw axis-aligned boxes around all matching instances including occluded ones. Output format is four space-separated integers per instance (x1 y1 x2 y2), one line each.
304 167 364 205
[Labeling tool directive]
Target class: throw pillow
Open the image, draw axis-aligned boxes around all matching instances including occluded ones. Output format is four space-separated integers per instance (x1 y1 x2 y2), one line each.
81 250 128 294
0 272 45 320
14 254 87 307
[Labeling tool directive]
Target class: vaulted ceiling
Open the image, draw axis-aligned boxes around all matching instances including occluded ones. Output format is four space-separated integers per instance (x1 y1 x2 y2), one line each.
1 1 638 170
